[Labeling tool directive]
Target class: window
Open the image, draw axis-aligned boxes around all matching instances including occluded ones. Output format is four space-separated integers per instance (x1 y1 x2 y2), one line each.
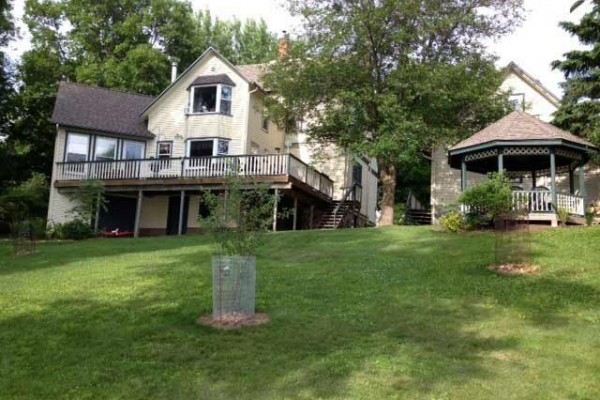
189 140 214 157
352 162 363 185
65 133 89 162
94 137 117 161
122 140 145 160
220 86 232 115
187 138 230 157
509 94 525 112
190 84 233 115
157 141 172 159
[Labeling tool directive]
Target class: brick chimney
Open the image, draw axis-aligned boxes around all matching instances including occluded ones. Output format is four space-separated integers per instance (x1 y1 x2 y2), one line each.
277 31 291 59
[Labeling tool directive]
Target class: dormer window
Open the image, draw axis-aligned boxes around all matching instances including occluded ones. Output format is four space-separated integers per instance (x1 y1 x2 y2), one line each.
187 74 235 115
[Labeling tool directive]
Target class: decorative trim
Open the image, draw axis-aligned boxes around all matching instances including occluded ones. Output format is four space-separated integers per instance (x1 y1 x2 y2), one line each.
503 147 549 156
464 149 498 162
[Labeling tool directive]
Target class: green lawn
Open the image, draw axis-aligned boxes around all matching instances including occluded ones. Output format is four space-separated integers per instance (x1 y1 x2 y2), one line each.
1 227 599 399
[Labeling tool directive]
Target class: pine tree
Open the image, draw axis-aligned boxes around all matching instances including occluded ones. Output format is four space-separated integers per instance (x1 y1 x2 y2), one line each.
553 3 600 144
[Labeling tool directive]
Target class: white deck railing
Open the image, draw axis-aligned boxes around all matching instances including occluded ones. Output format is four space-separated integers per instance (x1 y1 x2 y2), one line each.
512 190 584 216
56 154 334 198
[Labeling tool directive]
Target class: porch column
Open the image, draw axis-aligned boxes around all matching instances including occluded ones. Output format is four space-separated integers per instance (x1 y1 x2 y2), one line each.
550 150 557 209
579 162 587 203
569 166 575 195
292 196 298 231
497 149 504 173
272 188 279 232
134 190 143 238
461 157 467 191
177 190 185 236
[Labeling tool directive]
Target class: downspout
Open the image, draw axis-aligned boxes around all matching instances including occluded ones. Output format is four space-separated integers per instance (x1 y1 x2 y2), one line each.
243 84 260 154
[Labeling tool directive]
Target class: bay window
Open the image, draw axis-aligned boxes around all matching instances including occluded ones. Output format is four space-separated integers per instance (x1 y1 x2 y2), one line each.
189 84 233 115
186 138 230 157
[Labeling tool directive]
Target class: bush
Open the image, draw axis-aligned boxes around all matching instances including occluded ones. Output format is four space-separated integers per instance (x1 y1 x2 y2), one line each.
440 211 465 232
52 219 95 240
393 203 405 225
585 208 595 226
459 172 513 223
556 207 569 227
463 212 492 231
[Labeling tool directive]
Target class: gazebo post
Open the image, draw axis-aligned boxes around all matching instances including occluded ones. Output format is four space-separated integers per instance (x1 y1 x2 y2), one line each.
497 149 504 173
461 156 467 191
531 170 537 189
579 161 587 203
550 150 557 209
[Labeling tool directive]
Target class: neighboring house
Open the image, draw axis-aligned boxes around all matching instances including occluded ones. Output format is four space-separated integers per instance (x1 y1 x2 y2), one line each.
47 47 378 236
430 62 600 225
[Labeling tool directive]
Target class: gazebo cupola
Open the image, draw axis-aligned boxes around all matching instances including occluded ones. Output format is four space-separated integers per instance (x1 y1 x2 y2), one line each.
448 111 598 219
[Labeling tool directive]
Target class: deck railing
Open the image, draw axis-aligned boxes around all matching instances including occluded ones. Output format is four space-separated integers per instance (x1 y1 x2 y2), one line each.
55 154 334 198
512 190 584 216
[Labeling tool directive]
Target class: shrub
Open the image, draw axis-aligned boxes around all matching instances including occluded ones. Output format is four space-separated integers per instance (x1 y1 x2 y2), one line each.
440 211 465 232
556 207 570 227
463 212 492 231
585 208 595 226
459 172 513 223
393 203 405 225
53 219 95 240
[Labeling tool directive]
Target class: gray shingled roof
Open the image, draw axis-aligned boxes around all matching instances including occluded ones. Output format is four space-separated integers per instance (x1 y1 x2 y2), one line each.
52 81 155 138
450 111 597 152
187 73 236 89
236 63 269 89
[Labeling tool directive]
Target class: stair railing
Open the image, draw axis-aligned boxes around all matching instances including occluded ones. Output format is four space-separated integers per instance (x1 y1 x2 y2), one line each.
333 182 360 228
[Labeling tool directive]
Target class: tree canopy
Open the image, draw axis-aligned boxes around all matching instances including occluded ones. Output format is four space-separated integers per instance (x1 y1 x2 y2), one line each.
265 0 521 225
552 2 600 145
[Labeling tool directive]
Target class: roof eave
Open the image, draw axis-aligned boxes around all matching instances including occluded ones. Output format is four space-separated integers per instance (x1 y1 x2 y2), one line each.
449 139 598 157
55 122 155 139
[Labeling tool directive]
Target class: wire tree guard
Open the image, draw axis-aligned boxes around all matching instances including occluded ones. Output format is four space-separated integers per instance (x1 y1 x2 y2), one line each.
491 206 539 275
11 220 37 256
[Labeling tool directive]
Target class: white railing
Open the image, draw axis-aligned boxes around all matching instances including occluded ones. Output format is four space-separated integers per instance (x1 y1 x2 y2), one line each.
512 190 584 216
56 154 334 198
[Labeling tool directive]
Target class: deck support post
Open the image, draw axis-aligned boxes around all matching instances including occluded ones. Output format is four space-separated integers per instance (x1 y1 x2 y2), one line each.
550 150 557 210
569 166 575 195
579 162 587 204
94 195 100 234
309 204 314 230
272 189 279 232
293 196 298 231
134 190 143 238
497 149 504 173
178 190 185 236
461 157 467 191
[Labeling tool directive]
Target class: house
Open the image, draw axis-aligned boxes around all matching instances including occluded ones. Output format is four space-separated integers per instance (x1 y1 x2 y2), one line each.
47 47 378 236
430 62 600 226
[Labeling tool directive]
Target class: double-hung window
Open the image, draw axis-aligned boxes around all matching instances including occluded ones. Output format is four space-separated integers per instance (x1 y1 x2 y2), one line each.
94 137 118 161
190 84 233 115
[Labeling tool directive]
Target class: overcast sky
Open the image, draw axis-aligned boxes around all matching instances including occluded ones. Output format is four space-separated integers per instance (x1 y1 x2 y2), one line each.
8 0 590 97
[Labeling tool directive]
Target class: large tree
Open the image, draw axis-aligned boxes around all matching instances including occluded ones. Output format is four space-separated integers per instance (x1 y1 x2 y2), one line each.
265 0 521 225
552 2 600 145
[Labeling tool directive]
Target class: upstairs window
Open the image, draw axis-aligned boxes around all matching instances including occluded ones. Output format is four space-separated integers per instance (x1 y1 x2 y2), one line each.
122 140 145 160
190 84 233 115
94 137 118 161
157 141 172 159
509 94 525 112
65 133 89 162
187 138 230 157
352 162 363 185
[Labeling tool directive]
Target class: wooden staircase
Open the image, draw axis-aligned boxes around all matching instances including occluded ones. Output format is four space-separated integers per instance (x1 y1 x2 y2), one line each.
405 209 432 225
316 201 353 229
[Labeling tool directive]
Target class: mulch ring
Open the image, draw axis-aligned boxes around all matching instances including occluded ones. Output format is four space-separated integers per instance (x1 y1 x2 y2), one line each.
197 313 269 330
488 263 541 276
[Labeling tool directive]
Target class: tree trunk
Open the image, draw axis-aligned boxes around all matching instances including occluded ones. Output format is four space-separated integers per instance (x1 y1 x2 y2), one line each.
378 161 396 226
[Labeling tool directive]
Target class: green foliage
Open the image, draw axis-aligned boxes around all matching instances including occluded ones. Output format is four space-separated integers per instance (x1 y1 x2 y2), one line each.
556 208 570 227
265 0 521 224
393 203 405 225
67 179 107 225
552 3 600 145
0 173 48 223
51 219 95 240
585 208 596 226
459 173 514 223
440 211 465 233
200 175 278 256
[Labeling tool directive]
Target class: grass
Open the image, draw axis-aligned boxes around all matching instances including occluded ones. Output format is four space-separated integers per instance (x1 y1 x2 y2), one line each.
0 226 599 399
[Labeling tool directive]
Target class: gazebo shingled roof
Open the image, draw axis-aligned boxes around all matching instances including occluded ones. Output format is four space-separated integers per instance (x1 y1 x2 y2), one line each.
450 111 596 152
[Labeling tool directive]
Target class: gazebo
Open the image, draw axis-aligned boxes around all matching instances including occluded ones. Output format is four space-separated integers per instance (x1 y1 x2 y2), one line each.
448 111 598 226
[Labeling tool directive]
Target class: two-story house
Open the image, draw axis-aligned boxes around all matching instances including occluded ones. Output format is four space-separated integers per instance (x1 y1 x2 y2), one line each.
47 47 378 236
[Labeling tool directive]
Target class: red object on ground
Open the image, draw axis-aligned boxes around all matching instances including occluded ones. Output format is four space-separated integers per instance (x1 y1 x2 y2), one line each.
101 230 134 238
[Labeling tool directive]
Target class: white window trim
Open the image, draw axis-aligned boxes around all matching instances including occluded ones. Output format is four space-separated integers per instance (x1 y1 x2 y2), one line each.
189 84 232 115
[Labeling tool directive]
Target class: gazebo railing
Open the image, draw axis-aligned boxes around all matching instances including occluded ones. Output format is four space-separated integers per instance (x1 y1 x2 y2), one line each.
512 190 584 216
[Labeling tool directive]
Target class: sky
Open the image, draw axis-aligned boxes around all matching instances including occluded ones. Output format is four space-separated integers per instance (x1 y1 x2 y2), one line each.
7 0 590 97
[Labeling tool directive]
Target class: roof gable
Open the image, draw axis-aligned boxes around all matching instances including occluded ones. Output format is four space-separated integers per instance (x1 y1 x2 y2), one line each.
51 81 155 138
504 62 561 108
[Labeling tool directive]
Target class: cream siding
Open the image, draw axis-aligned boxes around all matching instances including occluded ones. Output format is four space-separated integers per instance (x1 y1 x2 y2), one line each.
246 92 285 153
140 196 168 229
